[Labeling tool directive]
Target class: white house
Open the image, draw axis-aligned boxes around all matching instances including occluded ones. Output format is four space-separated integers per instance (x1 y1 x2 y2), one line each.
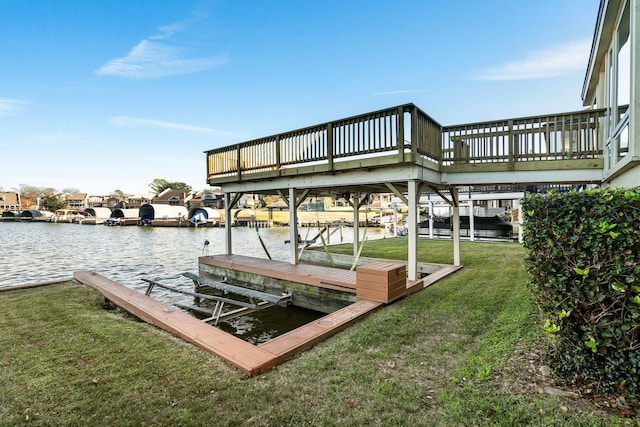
583 0 639 187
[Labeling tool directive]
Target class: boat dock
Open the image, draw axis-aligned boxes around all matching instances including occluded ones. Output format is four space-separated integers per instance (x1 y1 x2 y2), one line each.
74 258 459 376
74 270 384 376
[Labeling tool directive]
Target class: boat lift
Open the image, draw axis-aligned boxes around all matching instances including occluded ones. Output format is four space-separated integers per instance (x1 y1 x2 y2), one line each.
142 272 292 326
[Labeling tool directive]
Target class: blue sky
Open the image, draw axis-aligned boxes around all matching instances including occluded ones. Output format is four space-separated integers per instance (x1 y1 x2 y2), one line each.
1 0 600 195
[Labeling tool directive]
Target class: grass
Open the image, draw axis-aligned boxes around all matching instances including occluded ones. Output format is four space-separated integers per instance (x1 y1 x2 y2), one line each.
0 238 634 426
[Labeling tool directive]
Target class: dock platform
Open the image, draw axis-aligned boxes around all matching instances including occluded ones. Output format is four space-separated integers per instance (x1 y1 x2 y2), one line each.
74 256 460 376
73 270 383 376
199 254 357 292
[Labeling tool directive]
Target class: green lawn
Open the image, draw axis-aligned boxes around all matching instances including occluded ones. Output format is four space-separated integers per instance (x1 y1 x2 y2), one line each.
0 238 631 426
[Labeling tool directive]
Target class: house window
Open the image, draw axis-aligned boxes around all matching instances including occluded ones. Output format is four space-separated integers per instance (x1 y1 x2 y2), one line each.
616 3 630 122
606 0 631 167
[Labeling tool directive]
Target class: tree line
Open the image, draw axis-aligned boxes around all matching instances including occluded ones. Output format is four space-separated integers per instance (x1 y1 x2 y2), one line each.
2 179 193 212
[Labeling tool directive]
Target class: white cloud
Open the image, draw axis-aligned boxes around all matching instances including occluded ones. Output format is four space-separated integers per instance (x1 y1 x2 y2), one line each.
110 115 236 136
151 21 187 40
473 40 591 81
0 97 28 116
95 16 225 79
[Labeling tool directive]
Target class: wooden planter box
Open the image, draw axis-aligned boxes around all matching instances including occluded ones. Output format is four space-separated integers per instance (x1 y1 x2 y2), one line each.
356 261 407 303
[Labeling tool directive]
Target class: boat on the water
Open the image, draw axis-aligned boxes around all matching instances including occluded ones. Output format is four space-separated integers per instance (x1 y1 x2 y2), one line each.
53 209 83 223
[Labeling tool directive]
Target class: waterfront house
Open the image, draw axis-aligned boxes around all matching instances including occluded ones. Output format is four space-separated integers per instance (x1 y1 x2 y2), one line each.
64 193 88 210
152 189 194 206
187 189 224 209
125 194 154 208
86 195 105 208
0 192 20 212
106 195 125 209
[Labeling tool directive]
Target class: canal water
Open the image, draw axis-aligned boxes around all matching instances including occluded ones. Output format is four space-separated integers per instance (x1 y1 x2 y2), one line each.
0 222 388 343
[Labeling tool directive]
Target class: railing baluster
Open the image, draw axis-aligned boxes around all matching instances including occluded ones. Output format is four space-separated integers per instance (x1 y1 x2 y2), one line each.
396 106 404 162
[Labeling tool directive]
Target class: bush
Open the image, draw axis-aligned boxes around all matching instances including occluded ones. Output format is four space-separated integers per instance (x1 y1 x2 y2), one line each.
522 187 640 398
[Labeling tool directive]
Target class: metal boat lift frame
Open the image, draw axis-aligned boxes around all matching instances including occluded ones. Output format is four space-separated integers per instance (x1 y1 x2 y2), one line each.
142 273 292 325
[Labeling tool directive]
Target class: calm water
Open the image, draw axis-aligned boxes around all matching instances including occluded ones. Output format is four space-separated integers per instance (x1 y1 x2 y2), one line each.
0 221 387 342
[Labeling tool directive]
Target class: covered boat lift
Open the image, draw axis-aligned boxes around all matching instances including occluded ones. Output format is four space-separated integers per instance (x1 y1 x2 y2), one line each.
139 204 188 226
188 207 221 226
19 210 54 221
81 207 113 225
1 211 21 221
86 207 112 218
106 208 140 226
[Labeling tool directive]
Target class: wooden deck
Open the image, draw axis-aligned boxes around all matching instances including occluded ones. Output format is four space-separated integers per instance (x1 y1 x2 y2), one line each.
206 104 606 190
199 254 358 293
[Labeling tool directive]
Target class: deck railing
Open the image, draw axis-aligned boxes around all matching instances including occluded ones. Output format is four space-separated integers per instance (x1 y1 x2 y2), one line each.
206 104 442 180
442 108 606 166
206 105 606 182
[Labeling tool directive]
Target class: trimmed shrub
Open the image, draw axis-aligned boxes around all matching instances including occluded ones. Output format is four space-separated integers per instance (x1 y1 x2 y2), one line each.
522 187 640 398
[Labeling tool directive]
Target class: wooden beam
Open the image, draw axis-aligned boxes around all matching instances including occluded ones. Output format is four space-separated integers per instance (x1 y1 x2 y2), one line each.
295 189 311 209
276 189 289 206
427 185 454 207
357 193 371 209
407 180 418 281
228 192 243 209
385 183 408 205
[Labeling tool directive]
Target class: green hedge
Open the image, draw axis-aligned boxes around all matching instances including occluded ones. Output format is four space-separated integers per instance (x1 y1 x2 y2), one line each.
522 187 640 398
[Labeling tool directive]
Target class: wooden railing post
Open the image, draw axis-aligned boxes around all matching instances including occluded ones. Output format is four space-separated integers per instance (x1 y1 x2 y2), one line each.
275 135 281 171
397 106 405 163
236 146 242 180
327 122 334 172
410 105 418 163
508 120 515 170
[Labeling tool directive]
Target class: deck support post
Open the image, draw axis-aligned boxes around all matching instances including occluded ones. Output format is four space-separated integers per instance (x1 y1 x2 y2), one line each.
428 201 434 239
407 180 419 281
517 199 524 243
451 188 461 266
468 201 475 242
352 192 360 257
289 187 299 265
224 193 232 255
